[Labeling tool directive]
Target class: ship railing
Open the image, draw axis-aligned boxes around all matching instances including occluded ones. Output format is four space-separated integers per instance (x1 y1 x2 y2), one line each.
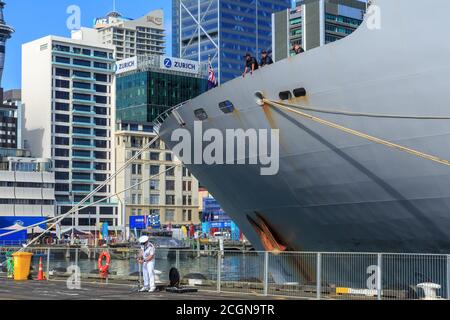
153 100 190 135
0 247 448 301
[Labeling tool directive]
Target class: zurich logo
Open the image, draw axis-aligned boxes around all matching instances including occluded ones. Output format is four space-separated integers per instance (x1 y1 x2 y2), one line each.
164 58 172 68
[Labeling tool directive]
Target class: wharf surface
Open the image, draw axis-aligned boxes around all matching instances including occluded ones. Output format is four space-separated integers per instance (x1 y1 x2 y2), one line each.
0 278 293 300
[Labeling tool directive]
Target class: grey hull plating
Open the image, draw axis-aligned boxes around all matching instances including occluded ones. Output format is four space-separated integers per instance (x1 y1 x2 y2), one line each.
159 0 450 254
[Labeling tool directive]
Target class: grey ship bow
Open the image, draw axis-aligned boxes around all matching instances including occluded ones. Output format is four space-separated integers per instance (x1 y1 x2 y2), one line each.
159 0 450 254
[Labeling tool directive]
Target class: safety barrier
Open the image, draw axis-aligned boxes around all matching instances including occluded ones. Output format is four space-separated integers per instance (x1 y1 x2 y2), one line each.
0 247 448 300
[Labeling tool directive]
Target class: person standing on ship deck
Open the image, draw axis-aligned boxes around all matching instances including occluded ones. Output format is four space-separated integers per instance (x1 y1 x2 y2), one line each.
242 53 259 77
260 50 274 67
293 43 305 55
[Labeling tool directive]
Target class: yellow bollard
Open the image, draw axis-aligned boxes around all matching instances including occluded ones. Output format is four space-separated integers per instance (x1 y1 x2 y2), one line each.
12 252 33 281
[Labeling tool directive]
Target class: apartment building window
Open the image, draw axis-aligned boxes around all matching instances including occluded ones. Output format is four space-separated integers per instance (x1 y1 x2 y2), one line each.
55 91 70 100
73 70 91 78
96 163 107 171
95 140 108 149
73 59 91 67
94 151 108 159
55 148 70 157
55 79 70 88
94 129 108 137
182 195 192 206
95 84 108 93
150 165 159 175
131 164 142 175
150 152 160 161
95 95 107 104
94 50 108 58
54 56 69 64
73 81 91 89
95 106 107 115
95 173 107 182
73 93 92 101
150 180 159 191
183 181 192 192
55 172 69 180
165 210 175 223
183 210 192 222
55 160 69 169
150 195 159 205
166 180 175 191
95 73 108 82
166 167 175 177
94 62 108 69
55 137 70 146
55 68 70 77
95 118 107 126
73 104 91 112
166 195 175 205
55 125 69 134
55 114 70 123
55 102 70 111
165 153 173 161
131 179 142 190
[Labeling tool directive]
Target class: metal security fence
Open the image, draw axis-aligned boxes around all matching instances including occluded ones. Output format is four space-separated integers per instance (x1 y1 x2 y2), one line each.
0 247 449 300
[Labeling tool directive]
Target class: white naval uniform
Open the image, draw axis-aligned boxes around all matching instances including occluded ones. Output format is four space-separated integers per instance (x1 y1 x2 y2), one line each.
141 242 156 290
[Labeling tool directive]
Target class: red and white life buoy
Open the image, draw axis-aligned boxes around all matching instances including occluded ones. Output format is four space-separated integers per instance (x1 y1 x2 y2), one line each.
98 251 111 274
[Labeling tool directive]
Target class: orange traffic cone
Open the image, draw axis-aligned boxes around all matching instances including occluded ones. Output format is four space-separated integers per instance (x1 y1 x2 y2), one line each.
37 257 45 281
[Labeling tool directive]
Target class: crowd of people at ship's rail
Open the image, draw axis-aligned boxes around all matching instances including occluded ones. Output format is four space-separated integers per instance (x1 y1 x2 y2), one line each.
242 43 305 77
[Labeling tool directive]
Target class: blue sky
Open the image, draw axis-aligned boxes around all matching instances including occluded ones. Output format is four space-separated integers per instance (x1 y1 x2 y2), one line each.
2 0 172 90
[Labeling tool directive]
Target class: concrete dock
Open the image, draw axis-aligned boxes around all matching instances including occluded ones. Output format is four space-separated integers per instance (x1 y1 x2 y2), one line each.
0 279 289 300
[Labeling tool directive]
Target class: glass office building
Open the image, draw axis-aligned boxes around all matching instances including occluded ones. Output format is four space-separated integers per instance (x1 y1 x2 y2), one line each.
116 60 208 124
272 0 366 60
173 0 291 84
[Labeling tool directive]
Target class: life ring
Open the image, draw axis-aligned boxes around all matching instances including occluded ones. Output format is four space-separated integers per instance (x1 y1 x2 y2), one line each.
98 252 111 274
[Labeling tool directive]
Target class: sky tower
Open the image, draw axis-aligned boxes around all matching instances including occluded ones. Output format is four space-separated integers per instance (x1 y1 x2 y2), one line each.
0 1 13 88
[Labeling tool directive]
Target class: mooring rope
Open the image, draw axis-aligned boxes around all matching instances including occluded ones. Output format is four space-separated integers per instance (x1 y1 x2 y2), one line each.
272 100 450 120
264 98 450 167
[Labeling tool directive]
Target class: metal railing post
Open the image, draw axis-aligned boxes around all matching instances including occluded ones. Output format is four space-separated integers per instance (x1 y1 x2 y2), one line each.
377 253 382 300
217 250 222 293
46 248 50 280
176 250 180 270
75 248 79 267
263 252 269 296
317 253 322 300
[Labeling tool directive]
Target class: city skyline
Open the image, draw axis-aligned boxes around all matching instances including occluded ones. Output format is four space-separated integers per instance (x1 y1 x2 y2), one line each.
2 0 172 90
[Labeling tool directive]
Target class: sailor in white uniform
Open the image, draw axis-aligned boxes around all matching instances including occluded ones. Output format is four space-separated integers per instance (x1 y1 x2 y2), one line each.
138 236 156 292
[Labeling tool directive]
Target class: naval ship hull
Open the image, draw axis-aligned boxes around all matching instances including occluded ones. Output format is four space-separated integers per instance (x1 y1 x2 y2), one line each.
159 0 450 255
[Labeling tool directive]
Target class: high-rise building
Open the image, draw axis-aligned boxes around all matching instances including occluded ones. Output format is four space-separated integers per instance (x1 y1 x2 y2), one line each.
22 35 118 232
172 0 291 84
116 55 207 124
0 1 13 88
74 9 165 60
0 2 16 150
114 55 207 232
1 89 23 150
272 0 367 61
